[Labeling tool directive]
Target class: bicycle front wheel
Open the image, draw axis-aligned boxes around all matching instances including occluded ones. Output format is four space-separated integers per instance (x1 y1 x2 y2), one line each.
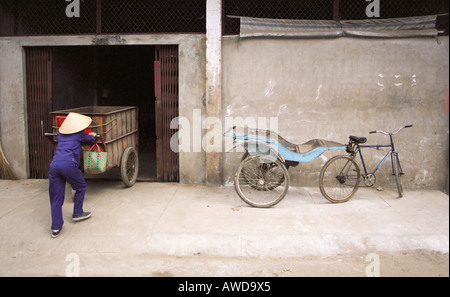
319 155 361 203
234 154 290 208
392 153 403 198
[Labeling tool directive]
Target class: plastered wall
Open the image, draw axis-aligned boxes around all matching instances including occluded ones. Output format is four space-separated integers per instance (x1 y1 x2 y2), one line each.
222 36 449 191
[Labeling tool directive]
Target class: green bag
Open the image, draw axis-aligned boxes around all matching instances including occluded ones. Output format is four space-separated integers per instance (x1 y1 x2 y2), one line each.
83 144 107 174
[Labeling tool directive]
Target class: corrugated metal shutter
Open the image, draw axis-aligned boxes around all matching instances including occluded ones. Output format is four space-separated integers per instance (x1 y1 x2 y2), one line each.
25 47 53 178
154 45 179 182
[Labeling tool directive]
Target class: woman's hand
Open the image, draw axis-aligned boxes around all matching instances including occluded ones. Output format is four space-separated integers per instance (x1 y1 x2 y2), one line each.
89 132 97 137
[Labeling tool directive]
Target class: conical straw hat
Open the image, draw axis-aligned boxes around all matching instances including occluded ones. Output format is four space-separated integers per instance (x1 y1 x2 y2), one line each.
59 112 92 134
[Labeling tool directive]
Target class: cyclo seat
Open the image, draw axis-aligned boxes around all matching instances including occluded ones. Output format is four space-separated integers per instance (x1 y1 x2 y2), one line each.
349 135 367 144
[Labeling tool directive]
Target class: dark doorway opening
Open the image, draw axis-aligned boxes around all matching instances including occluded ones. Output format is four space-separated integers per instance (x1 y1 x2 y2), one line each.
51 45 157 181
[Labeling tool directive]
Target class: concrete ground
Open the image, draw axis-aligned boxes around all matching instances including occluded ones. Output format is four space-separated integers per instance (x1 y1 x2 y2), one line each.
0 179 448 277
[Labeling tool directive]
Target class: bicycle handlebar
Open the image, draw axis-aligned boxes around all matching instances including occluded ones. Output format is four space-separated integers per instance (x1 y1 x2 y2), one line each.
369 124 412 135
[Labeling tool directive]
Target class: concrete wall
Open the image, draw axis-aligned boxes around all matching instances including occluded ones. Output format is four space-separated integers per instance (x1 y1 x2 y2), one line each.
0 39 28 177
222 37 449 192
1 33 449 192
0 34 206 184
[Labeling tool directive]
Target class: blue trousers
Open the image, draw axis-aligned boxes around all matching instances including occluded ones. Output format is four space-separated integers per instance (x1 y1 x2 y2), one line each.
48 160 86 230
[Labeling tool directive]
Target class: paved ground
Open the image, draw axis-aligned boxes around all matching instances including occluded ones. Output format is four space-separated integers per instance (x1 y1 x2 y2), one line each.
0 179 448 277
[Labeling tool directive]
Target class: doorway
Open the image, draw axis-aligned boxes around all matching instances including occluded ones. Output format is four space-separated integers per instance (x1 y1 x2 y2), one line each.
25 45 179 182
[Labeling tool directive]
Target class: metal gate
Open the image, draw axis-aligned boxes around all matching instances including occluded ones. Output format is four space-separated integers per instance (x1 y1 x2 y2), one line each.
24 47 53 178
154 45 179 182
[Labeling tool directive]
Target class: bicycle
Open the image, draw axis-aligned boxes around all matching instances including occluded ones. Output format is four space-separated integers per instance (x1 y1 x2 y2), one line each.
319 125 412 203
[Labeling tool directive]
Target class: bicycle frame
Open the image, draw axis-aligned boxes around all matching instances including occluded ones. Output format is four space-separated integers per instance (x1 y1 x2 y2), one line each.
346 124 412 184
354 143 403 180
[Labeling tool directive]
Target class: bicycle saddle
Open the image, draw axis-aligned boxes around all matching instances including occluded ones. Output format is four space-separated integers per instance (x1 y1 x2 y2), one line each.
349 136 367 144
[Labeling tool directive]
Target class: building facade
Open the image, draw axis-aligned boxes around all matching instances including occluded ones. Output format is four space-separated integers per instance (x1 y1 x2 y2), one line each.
0 0 449 192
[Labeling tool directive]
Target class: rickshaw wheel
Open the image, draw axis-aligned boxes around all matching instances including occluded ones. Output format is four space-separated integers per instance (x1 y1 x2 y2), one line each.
234 154 289 208
240 150 290 185
120 147 139 187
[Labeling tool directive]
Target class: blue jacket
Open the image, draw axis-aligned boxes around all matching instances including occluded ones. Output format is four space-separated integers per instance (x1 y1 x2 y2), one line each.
52 131 95 166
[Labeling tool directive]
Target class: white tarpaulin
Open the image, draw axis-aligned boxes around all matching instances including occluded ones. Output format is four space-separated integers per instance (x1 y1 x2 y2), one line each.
236 15 438 38
238 17 342 38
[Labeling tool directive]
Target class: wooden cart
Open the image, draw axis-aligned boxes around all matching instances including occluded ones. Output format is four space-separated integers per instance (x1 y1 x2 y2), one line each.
50 106 139 187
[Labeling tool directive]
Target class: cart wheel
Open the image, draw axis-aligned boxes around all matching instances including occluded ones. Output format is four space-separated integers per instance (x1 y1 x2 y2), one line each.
234 154 289 208
120 147 139 187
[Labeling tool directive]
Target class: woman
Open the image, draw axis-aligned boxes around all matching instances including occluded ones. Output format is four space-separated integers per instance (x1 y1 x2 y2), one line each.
49 112 97 238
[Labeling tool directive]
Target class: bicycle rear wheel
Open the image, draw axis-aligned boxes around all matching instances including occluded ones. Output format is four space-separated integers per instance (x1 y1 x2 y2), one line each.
392 153 403 198
234 154 289 208
319 155 361 203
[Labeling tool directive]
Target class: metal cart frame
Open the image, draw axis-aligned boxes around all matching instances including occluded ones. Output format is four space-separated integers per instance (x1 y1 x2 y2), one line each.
49 106 139 187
